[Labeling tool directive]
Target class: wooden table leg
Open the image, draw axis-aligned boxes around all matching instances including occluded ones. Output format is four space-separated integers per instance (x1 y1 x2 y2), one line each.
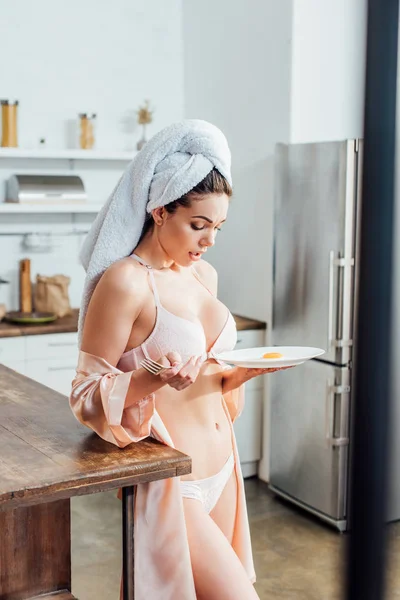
122 486 135 600
0 499 72 600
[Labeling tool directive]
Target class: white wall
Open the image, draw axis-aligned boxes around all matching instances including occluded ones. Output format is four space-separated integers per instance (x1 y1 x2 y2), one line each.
290 0 367 143
0 0 184 152
183 0 293 483
0 0 185 310
183 0 293 326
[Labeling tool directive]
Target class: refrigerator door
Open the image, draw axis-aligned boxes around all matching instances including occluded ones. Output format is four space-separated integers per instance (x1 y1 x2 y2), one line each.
273 140 360 365
269 360 351 526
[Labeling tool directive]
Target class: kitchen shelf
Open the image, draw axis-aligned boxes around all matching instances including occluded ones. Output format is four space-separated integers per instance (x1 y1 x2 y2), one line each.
0 148 136 161
0 203 102 213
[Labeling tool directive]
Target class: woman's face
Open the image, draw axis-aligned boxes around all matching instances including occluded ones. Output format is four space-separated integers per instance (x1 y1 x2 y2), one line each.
154 193 229 266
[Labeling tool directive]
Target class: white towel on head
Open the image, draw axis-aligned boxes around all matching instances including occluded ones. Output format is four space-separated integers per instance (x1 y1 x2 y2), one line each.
78 119 232 345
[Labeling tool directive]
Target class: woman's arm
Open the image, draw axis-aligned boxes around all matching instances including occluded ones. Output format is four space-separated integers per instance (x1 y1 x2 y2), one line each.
70 260 172 447
80 260 168 406
222 365 292 394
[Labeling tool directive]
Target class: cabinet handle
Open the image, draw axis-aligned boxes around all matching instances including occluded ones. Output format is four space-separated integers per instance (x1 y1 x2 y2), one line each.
236 338 243 344
48 342 76 347
48 366 75 371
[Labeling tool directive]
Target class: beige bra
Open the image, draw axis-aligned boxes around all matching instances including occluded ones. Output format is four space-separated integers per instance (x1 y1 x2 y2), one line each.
117 253 237 371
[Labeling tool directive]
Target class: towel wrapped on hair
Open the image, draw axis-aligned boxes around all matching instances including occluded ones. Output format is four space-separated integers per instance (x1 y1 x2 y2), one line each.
78 119 232 344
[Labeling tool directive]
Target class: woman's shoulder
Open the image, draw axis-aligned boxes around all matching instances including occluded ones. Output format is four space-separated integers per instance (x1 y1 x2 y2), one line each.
82 258 149 359
95 256 149 300
193 258 218 295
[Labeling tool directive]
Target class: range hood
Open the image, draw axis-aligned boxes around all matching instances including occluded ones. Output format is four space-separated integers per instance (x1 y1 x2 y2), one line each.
5 174 87 204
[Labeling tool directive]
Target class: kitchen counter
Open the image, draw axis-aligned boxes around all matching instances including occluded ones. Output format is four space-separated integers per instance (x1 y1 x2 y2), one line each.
0 308 266 338
0 309 81 338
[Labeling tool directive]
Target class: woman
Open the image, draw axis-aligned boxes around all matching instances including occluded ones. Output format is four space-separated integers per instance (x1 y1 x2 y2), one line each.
70 120 284 600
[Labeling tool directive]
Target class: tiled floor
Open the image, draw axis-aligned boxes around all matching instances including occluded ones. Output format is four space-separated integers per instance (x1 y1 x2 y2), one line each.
71 477 400 599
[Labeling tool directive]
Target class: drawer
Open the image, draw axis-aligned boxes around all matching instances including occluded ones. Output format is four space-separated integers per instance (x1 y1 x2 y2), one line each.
234 388 263 463
235 329 266 391
244 376 263 392
26 357 78 395
1 359 26 375
0 337 25 361
235 329 266 350
26 332 78 361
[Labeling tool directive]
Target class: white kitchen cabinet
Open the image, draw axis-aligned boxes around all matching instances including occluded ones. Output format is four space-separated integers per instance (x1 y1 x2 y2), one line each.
0 336 25 360
25 332 78 395
235 328 265 349
234 388 263 477
0 337 26 374
25 332 78 361
25 357 78 395
1 359 26 374
0 332 78 395
233 328 266 477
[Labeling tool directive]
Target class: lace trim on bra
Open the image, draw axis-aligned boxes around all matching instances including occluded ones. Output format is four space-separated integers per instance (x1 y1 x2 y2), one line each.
121 304 231 358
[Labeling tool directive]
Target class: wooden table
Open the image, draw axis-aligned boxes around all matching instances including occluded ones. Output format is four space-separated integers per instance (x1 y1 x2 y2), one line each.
0 365 191 600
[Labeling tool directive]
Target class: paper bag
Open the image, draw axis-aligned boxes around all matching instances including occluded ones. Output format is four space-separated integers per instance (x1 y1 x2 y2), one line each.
34 274 72 318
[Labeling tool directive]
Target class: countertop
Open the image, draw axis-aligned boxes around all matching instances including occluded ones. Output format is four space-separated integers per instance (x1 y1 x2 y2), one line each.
0 308 266 338
0 363 191 508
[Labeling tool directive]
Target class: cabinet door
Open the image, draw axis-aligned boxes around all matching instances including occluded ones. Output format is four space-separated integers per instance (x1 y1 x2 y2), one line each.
233 388 263 463
26 358 77 396
25 333 78 395
232 329 265 475
235 329 265 391
1 359 26 375
25 332 78 361
235 329 266 348
0 338 26 374
0 337 25 361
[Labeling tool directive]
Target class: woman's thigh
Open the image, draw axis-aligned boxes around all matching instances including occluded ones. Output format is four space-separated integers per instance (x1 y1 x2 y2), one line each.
183 497 259 600
209 470 237 543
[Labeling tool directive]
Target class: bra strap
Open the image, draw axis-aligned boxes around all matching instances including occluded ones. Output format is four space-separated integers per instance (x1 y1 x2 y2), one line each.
191 266 215 297
130 253 161 307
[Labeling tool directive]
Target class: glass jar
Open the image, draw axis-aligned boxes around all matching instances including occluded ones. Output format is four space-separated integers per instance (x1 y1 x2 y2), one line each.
1 100 19 147
78 113 96 149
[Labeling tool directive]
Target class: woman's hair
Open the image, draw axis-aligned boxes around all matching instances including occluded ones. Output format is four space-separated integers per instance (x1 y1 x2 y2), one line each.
140 168 232 241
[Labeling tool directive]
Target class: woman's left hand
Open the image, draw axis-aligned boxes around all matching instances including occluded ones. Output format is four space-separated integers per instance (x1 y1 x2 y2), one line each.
222 365 293 394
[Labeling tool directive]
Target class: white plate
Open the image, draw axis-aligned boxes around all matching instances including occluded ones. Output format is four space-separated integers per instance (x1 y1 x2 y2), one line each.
215 346 325 369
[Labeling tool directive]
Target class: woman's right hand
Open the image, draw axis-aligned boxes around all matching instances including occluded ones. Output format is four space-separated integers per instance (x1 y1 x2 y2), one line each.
158 352 203 391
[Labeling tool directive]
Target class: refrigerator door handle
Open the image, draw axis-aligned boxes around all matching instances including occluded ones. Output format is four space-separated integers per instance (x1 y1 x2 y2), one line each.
327 251 355 349
328 252 336 349
325 380 351 447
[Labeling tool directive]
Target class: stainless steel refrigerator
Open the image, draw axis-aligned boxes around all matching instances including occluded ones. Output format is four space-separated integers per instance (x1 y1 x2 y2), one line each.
270 139 400 531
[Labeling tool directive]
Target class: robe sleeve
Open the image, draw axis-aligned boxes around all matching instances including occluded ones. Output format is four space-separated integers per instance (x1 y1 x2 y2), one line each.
69 350 155 448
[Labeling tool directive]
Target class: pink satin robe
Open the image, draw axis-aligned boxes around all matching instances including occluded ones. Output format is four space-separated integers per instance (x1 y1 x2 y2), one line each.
69 350 256 599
